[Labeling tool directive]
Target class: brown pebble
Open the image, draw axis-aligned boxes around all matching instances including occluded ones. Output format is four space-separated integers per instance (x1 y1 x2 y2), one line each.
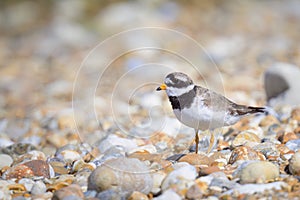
128 152 163 163
291 108 300 121
52 184 84 200
232 131 260 147
279 132 299 144
186 184 203 199
200 166 221 175
128 191 149 200
178 153 212 166
259 115 280 127
228 146 265 164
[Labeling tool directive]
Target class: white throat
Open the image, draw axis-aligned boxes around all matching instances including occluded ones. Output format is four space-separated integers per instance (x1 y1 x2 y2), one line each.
166 84 194 96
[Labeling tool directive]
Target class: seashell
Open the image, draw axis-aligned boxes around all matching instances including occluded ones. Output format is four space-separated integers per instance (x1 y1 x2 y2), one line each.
6 160 50 180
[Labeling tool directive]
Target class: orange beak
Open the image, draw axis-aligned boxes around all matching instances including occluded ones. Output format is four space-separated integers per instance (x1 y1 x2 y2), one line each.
156 83 167 91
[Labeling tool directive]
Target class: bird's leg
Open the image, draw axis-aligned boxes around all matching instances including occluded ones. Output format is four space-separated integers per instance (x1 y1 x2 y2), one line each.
207 130 215 153
195 129 199 154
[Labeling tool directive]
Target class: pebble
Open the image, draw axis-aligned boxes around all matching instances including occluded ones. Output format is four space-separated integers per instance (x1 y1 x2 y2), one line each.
285 139 300 152
237 161 279 184
153 189 181 200
161 163 197 191
209 176 239 191
0 143 36 158
0 154 13 169
52 184 84 200
56 150 82 164
223 181 288 195
88 157 152 196
1 2 300 200
151 171 167 194
18 178 35 191
264 62 300 107
289 151 300 176
31 180 47 196
96 189 125 200
228 146 265 164
128 191 149 200
178 153 212 166
232 130 261 147
278 132 299 144
186 183 204 199
252 142 280 160
97 135 138 153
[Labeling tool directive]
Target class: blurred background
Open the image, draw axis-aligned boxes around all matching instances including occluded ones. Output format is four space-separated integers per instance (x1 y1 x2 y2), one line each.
0 0 299 144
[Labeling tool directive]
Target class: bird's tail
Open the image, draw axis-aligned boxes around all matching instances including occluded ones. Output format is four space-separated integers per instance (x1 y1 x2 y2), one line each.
247 106 266 114
248 106 279 118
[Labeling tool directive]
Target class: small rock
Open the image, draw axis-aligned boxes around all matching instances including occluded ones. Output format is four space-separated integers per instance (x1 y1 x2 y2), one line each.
18 178 35 191
253 142 280 160
151 171 167 195
31 180 47 196
289 151 300 176
14 150 46 164
223 181 288 195
46 134 69 148
228 146 265 164
238 161 279 184
285 139 300 152
291 107 300 121
178 153 212 166
154 189 181 200
161 163 197 191
186 184 203 199
0 154 13 169
88 157 152 196
264 62 300 106
259 115 280 127
97 135 138 153
52 184 84 200
232 131 260 147
209 176 239 191
279 132 299 144
200 166 221 175
48 158 69 175
96 189 125 200
56 150 81 164
0 143 36 158
128 191 149 200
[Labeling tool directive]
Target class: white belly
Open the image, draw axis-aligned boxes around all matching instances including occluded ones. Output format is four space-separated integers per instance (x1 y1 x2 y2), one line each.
173 105 240 131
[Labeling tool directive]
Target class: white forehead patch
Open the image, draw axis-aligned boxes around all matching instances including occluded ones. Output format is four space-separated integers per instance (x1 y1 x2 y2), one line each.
166 84 194 96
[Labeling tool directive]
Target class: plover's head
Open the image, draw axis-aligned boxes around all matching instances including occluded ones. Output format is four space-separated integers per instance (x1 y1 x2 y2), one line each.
156 72 194 96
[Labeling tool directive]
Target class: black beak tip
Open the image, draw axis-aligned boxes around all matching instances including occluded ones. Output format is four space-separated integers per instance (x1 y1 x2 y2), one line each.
156 87 161 91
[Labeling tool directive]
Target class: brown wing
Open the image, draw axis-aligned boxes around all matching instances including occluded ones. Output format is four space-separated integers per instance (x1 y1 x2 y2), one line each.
195 86 266 115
